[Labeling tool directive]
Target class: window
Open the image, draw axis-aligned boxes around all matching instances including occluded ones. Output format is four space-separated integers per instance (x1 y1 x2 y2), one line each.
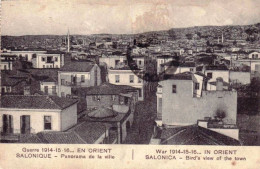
92 96 96 101
61 79 65 85
50 65 53 68
97 95 101 101
172 85 177 93
190 68 194 72
256 54 259 59
55 65 59 68
52 86 56 95
43 65 45 68
46 65 49 68
111 95 116 101
44 116 52 130
81 75 85 82
195 83 200 90
44 86 48 94
207 72 212 78
115 75 120 83
55 57 58 62
6 87 11 93
138 78 142 83
138 88 142 97
129 75 134 83
42 57 45 62
139 60 142 65
4 65 6 70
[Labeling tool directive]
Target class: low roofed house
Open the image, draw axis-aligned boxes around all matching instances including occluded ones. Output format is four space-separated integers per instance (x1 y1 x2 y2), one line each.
0 95 78 142
75 82 138 144
77 82 138 110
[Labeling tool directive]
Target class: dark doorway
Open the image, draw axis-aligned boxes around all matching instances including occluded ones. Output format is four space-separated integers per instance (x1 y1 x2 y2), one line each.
2 114 13 134
20 115 31 134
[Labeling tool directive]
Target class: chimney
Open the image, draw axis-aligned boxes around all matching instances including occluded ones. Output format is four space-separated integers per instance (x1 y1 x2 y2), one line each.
216 77 223 91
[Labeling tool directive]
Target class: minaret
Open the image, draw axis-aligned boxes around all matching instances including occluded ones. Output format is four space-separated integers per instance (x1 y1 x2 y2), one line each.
67 29 70 52
221 32 224 44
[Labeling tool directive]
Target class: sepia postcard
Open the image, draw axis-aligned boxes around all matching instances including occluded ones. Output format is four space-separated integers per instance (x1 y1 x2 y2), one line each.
0 0 259 168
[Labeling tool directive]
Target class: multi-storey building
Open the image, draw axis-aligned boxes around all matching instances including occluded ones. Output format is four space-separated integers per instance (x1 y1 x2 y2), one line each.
108 66 144 101
156 72 237 126
31 52 64 68
58 61 101 97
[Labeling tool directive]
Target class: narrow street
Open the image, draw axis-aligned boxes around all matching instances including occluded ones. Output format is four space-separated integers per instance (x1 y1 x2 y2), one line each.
124 92 157 144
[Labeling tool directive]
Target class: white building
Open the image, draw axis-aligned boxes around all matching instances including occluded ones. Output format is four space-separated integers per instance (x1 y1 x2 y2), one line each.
0 61 13 70
203 65 230 83
157 55 175 74
248 51 260 59
58 61 101 97
9 50 47 62
31 53 64 68
108 67 144 101
0 95 78 135
99 55 127 69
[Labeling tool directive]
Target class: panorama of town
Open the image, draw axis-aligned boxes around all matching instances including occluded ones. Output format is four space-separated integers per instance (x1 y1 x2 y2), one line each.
0 23 259 145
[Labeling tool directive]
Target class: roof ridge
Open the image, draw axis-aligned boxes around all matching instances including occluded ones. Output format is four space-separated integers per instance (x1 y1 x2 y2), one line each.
72 131 88 144
197 127 225 145
46 96 62 109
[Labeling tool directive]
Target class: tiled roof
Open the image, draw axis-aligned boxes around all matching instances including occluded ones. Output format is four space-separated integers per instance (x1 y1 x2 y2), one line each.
179 62 195 67
19 122 107 144
206 65 228 71
60 61 95 72
19 132 86 144
78 82 137 95
162 72 193 80
87 107 118 118
37 132 86 144
69 122 107 144
1 76 25 86
25 68 59 82
160 125 241 145
84 111 127 123
0 95 78 110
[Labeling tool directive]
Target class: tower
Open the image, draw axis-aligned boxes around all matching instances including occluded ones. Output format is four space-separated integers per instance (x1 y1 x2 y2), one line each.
67 29 70 52
221 32 224 44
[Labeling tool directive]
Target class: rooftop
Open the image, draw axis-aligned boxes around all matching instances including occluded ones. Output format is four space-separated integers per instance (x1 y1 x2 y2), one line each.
205 65 229 71
161 72 193 80
0 95 78 110
160 125 241 145
60 61 95 72
78 82 137 95
19 122 107 144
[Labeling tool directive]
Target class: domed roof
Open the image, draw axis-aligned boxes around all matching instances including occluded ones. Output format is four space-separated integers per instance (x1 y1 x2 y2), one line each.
87 107 118 119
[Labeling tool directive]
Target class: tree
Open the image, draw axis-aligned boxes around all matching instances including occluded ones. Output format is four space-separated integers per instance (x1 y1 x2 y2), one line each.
185 33 193 40
168 29 177 40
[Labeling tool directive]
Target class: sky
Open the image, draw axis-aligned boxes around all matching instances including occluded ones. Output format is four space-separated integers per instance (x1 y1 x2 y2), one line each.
2 0 260 35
